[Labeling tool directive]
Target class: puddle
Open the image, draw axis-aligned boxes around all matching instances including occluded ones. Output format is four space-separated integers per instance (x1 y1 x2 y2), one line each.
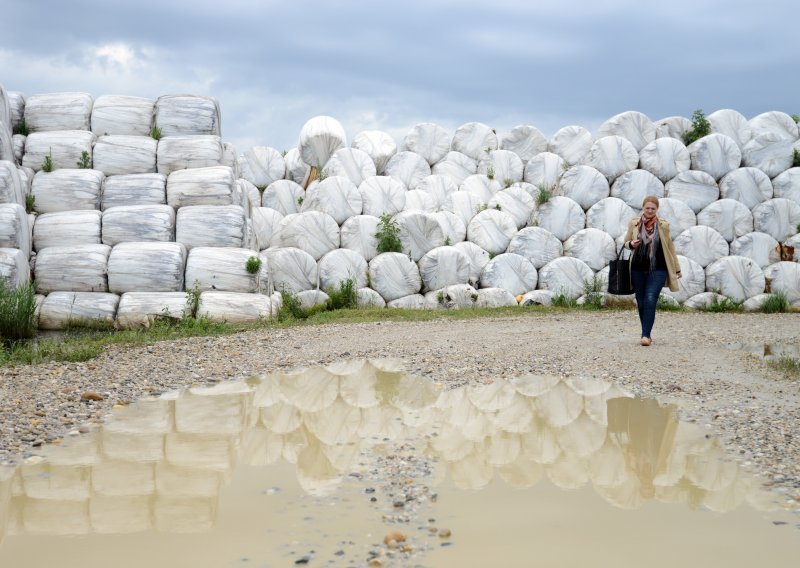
726 341 800 361
0 360 798 567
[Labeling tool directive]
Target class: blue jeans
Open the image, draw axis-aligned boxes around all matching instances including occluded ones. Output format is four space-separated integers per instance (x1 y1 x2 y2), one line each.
631 270 667 339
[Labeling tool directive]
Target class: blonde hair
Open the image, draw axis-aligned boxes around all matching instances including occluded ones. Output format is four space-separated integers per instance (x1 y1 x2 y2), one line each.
642 195 660 208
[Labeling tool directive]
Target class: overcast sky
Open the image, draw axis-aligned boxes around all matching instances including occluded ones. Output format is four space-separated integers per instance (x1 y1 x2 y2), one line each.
2 0 798 154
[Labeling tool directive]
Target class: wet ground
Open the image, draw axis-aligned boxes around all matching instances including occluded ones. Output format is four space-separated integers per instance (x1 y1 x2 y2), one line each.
1 359 798 567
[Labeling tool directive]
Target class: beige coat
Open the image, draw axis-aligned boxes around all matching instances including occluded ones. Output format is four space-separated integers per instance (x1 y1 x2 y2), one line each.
623 217 681 292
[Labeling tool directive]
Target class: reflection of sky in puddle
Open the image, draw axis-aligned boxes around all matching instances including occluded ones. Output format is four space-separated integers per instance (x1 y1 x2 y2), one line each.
1 359 797 566
726 341 800 360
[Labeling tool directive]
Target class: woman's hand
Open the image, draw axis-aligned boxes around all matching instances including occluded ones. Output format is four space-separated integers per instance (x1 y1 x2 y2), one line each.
630 238 641 248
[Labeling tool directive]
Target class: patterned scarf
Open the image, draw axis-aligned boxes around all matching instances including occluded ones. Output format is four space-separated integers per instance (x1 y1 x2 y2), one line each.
638 215 660 271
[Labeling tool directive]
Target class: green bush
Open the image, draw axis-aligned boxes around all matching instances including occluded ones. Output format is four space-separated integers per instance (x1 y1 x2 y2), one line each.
326 278 357 310
245 256 262 275
0 281 38 343
682 109 711 145
375 213 403 253
551 292 578 308
76 150 92 169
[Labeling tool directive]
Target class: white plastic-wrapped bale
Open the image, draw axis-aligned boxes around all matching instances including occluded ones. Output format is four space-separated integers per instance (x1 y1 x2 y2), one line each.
585 197 636 239
107 242 186 293
262 247 318 294
403 189 437 213
453 241 490 287
557 165 609 211
38 292 118 330
563 228 617 271
0 203 31 256
444 191 483 227
251 207 284 251
274 211 339 260
358 176 405 217
719 167 773 209
11 133 24 164
115 292 189 329
748 111 799 141
237 147 285 189
284 147 311 186
185 247 261 293
466 209 517 256
33 210 101 251
520 290 555 306
318 248 368 290
301 176 362 224
655 116 692 140
7 91 24 129
402 123 450 166
22 130 96 171
707 109 752 150
0 247 29 286
296 289 329 310
101 205 175 245
705 256 765 301
323 147 376 187
475 288 517 307
101 173 166 210
154 95 221 137
673 225 729 267
340 215 379 261
478 149 524 185
730 232 781 268
24 92 92 132
431 284 479 309
501 125 548 163
90 95 154 137
299 115 346 169
742 293 780 312
166 166 236 208
548 125 593 165
351 130 396 175
784 234 800 262
368 252 422 302
384 151 431 190
175 205 245 249
507 227 563 269
687 133 741 181
460 174 501 202
538 257 594 298
417 246 470 292
432 211 467 244
488 187 534 229
639 137 692 183
742 133 794 178
387 294 426 309
764 262 800 303
197 291 278 324
31 169 104 213
18 165 33 195
92 135 158 175
357 287 386 308
772 167 800 206
586 136 639 183
610 169 664 209
752 198 800 241
664 170 719 213
479 253 537 296
696 199 754 242
661 255 705 304
262 179 304 215
654 197 696 237
451 122 498 161
156 135 224 175
417 175 457 211
0 160 24 206
597 111 656 153
683 291 728 310
523 152 565 188
395 210 445 261
239 179 260 216
431 151 477 185
531 196 586 242
34 244 110 293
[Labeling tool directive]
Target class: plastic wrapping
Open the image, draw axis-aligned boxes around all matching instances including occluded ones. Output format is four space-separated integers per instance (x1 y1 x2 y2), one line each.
597 111 656 152
358 176 406 217
283 147 311 186
156 135 224 175
547 125 593 165
0 247 29 286
506 227 563 269
687 133 742 181
24 92 92 131
654 116 692 140
683 292 728 310
696 199 753 242
417 246 471 292
488 187 534 229
478 149 524 185
239 179 261 216
742 133 794 178
748 111 800 141
752 198 800 241
318 248 368 290
251 207 284 251
323 147 376 187
115 292 190 329
654 197 696 237
453 241 491 286
154 95 221 137
557 165 609 211
340 215 380 261
431 151 477 185
673 225 729 267
274 211 340 260
730 232 781 268
356 287 386 308
34 244 110 293
763 262 800 303
238 147 286 189
33 210 102 251
107 242 187 293
11 134 24 164
444 190 484 227
586 136 639 183
460 174 501 202
223 141 240 176
299 116 346 168
417 175 458 211
466 209 517 255
664 170 719 213
523 152 565 189
402 189 436 213
352 130 396 174
432 284 480 309
31 169 104 213
0 160 24 206
38 292 119 330
707 109 752 150
585 197 636 239
262 179 304 215
166 165 236 208
719 167 773 209
479 253 537 296
705 256 765 301
301 176 362 225
184 247 261 293
563 228 617 271
90 95 154 137
22 130 96 172
197 291 278 324
296 289 329 309
640 137 691 184
537 257 594 298
384 151 431 190
474 288 517 307
402 123 450 166
0 203 31 256
771 167 800 205
175 205 245 250
394 210 445 261
262 247 319 295
387 294 426 309
101 173 166 210
520 290 555 306
531 196 586 242
501 125 547 163
7 91 24 129
368 252 422 302
610 169 664 209
451 122 498 161
432 210 467 244
92 135 157 175
661 255 705 303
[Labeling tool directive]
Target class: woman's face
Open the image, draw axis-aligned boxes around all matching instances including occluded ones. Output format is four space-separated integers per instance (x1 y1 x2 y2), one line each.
642 202 658 219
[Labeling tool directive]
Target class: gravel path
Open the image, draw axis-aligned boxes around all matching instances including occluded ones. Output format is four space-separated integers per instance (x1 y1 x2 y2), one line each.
1 311 799 506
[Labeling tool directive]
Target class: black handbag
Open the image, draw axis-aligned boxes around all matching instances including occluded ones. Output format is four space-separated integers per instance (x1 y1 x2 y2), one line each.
608 247 633 295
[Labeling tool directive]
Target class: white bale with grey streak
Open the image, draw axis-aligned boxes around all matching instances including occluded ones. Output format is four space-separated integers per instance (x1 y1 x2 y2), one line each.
610 169 664 209
238 147 286 189
101 173 166 210
696 199 754 242
665 170 719 214
323 147 376 188
673 225 729 268
417 175 457 211
262 179 304 215
34 244 111 293
538 256 594 298
586 136 639 183
403 189 436 213
460 173 501 202
431 151 477 185
478 149 524 185
357 287 385 308
730 232 781 269
488 187 535 230
91 95 155 137
301 176 363 225
0 160 24 206
687 133 741 181
318 248 368 290
475 287 517 307
558 165 609 211
352 130 397 175
718 167 773 210
479 253 537 296
452 122 498 161
22 130 97 172
166 165 237 208
261 247 318 295
340 215 379 261
0 247 29 286
101 205 176 245
387 294 425 309
771 167 800 206
638 137 691 183
661 255 705 303
299 115 346 169
402 123 450 166
748 111 799 142
107 242 186 293
467 209 517 255
453 241 490 287
0 124 12 163
31 168 104 213
368 252 422 302
92 135 158 175
7 91 24 129
751 198 800 242
274 211 340 260
507 227 563 269
548 125 593 165
0 203 31 257
175 205 245 250
384 151 431 190
531 196 586 242
250 207 284 251
33 210 102 251
763 262 800 303
742 132 794 178
154 95 221 137
444 190 483 228
654 116 691 141
707 109 752 150
432 210 467 244
523 151 565 189
283 147 311 186
395 210 445 261
705 256 765 301
156 135 224 175
501 125 548 163
585 197 637 240
38 292 119 330
23 92 93 131
417 246 471 292
563 228 617 271
115 292 190 329
654 197 695 237
198 291 279 324
185 247 262 293
597 111 656 153
358 176 406 217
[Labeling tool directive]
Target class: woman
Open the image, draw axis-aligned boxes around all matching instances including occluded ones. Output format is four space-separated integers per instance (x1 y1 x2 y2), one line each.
623 196 682 346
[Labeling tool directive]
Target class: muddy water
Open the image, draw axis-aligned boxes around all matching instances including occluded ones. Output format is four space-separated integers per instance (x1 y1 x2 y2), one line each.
0 359 798 567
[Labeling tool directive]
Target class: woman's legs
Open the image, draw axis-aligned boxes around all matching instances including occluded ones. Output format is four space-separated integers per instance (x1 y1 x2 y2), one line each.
631 270 667 339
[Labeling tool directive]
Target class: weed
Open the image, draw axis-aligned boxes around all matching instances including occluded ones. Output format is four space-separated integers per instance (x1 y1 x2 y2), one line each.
535 185 552 206
317 169 330 182
150 125 162 140
245 256 262 275
470 292 479 303
793 149 800 168
443 236 451 246
581 275 605 309
792 114 800 124
277 289 308 321
326 278 357 310
475 203 489 214
503 178 514 188
682 109 711 145
76 150 91 169
551 292 578 308
700 294 743 313
12 118 29 136
486 166 495 180
257 185 266 194
41 151 53 173
365 270 372 288
0 281 37 343
185 281 201 318
494 203 502 211
561 160 574 171
656 294 683 311
25 194 35 214
488 252 496 260
760 291 790 314
436 290 446 306
375 213 403 253
768 356 800 379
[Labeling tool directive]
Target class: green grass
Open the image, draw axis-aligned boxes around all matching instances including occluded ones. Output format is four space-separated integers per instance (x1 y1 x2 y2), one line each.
25 194 35 214
0 281 38 343
656 295 684 311
150 125 162 140
12 118 29 136
768 356 800 380
760 291 790 314
535 185 552 206
793 149 800 169
326 278 357 310
699 294 743 313
581 275 605 310
245 256 262 275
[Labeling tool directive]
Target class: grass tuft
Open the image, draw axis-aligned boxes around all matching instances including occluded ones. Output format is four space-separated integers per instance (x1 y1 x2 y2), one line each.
150 125 162 140
326 278 357 310
0 281 38 343
12 118 29 136
760 291 790 314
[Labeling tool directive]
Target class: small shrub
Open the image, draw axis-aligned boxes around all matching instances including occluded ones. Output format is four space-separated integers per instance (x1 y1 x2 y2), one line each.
76 150 91 169
561 160 574 171
12 118 29 136
326 278 357 310
682 109 711 145
41 152 54 173
257 185 266 194
375 213 403 253
470 292 479 303
700 294 743 313
486 166 495 180
535 185 552 206
792 114 800 124
793 149 800 168
581 275 605 309
297 195 304 206
245 256 262 275
0 281 38 343
25 194 35 214
277 289 308 321
185 281 201 318
494 203 502 211
317 169 330 182
443 236 451 246
150 125 162 140
760 291 790 314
